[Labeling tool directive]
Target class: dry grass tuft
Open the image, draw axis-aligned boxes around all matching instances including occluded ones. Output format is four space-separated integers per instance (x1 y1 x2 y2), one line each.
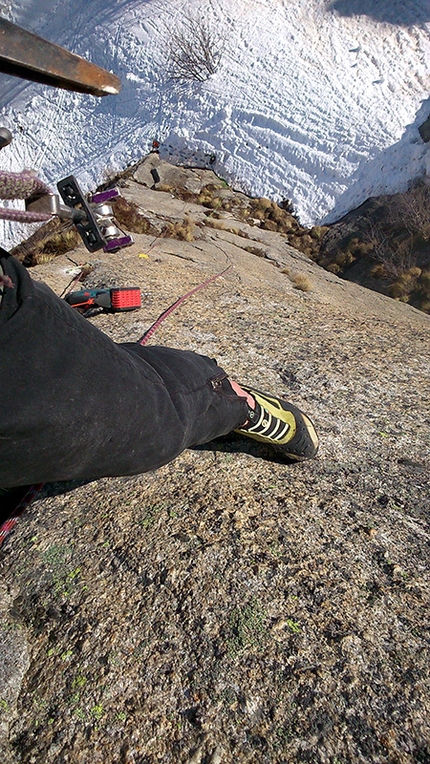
248 197 306 239
165 216 196 241
204 218 238 235
197 184 223 206
309 225 329 240
315 181 430 313
11 219 80 266
289 272 312 291
203 217 227 229
244 245 267 257
111 196 153 235
388 267 425 301
156 184 175 194
40 229 80 257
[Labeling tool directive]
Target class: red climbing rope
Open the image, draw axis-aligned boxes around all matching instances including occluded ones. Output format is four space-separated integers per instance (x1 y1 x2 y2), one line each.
139 261 232 345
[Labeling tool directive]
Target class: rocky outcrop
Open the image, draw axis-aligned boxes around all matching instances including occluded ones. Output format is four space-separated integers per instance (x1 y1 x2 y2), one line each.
315 186 430 314
418 113 430 142
0 158 429 764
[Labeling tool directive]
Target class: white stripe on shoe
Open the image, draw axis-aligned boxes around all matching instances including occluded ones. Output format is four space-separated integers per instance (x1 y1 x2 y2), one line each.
247 406 290 441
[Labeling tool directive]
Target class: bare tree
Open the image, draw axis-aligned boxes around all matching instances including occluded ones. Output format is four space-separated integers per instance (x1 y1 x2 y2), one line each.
164 14 223 83
366 220 415 278
391 181 430 240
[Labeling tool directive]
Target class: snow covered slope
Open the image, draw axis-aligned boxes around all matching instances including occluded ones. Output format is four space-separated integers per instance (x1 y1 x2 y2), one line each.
0 0 429 245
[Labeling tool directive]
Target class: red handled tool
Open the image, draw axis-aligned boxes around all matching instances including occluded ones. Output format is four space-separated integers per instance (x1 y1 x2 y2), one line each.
65 287 141 312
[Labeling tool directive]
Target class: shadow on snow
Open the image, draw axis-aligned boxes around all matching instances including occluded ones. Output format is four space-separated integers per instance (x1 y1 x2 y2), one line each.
327 0 430 27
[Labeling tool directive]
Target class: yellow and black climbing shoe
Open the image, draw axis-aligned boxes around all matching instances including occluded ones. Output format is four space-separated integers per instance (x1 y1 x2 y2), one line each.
235 387 319 461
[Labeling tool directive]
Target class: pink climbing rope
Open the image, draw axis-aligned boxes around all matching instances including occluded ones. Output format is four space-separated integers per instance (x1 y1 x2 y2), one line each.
0 484 44 547
0 169 53 222
138 262 232 346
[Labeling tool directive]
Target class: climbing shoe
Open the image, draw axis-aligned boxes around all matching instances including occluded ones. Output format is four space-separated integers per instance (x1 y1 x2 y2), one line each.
235 387 319 460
